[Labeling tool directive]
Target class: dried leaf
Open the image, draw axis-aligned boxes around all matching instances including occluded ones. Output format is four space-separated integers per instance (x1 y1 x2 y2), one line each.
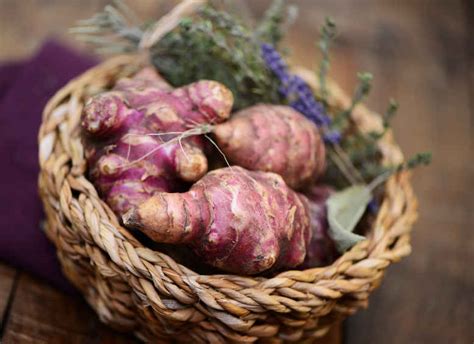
326 185 369 253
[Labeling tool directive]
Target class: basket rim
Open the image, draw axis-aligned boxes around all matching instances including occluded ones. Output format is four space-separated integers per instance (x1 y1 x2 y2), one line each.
38 54 418 333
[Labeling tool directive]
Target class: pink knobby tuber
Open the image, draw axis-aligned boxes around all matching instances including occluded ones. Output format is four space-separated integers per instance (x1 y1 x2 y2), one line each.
81 68 233 216
212 104 326 189
301 185 338 268
123 166 322 275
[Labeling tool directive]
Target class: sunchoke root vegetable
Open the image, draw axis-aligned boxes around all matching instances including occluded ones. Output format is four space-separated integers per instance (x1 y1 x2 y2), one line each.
301 185 338 268
88 127 208 215
115 66 173 93
212 104 326 189
81 68 233 216
82 70 233 137
123 166 313 275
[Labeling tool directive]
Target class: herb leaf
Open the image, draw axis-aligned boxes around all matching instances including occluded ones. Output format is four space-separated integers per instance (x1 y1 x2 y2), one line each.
327 185 369 252
327 152 432 253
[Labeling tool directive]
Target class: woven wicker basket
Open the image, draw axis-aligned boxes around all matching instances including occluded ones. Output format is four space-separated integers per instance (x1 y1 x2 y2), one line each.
38 4 417 342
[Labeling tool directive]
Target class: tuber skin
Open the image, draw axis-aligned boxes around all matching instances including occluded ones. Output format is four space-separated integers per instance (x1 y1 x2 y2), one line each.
115 66 174 93
212 104 326 189
89 127 207 215
300 185 338 268
81 68 233 216
82 75 233 138
123 166 312 275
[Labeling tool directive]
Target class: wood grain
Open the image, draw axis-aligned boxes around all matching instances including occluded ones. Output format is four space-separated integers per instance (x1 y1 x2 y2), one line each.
0 263 17 326
1 271 138 344
0 0 472 343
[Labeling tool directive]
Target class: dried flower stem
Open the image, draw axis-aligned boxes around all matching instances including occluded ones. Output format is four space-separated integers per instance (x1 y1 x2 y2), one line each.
368 152 432 191
70 0 143 53
318 17 336 105
255 0 298 46
328 146 358 185
139 0 206 49
123 124 213 168
334 72 373 128
332 143 365 182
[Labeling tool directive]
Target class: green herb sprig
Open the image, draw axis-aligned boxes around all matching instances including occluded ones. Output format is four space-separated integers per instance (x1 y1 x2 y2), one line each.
368 99 399 140
316 18 432 189
333 72 373 129
318 17 336 104
69 0 143 54
255 0 298 47
152 6 281 109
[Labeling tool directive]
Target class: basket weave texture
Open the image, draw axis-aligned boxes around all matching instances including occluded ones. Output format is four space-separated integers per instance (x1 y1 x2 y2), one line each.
38 54 417 343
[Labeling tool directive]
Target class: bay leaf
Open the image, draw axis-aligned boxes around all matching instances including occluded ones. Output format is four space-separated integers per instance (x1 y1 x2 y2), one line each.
326 184 370 253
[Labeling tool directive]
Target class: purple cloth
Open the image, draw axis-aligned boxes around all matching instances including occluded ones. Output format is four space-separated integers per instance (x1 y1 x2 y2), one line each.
0 40 96 292
0 62 24 101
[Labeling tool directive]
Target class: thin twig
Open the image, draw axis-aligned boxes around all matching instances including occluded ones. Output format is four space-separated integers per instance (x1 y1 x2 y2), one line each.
113 0 140 24
121 124 214 168
204 134 233 171
332 143 365 183
328 146 357 185
178 137 189 161
367 170 391 192
139 0 206 49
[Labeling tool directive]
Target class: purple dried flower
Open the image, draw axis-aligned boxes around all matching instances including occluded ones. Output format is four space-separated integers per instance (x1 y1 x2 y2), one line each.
290 100 306 114
261 43 340 143
261 43 290 79
323 130 342 144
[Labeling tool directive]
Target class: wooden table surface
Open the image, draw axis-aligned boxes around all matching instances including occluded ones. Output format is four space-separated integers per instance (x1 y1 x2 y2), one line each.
0 1 472 343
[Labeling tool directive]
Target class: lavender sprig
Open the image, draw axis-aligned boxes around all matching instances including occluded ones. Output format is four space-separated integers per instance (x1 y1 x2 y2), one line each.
260 42 366 186
260 42 369 187
322 129 342 144
261 43 337 142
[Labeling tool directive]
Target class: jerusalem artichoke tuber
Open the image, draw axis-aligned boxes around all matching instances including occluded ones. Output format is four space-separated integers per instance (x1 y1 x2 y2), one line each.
212 104 326 189
81 68 233 216
123 166 314 275
300 185 338 268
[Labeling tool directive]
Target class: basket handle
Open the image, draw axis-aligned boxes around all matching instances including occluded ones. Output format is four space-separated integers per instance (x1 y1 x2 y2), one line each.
139 0 206 50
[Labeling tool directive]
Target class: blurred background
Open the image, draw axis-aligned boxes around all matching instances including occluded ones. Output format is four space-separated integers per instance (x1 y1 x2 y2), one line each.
0 0 472 343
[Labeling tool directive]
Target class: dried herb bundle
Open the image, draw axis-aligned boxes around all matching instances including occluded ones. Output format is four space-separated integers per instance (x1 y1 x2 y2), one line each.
151 7 281 110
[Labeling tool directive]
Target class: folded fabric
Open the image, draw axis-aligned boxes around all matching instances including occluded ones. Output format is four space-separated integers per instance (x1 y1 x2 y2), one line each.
0 62 24 102
0 40 96 292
